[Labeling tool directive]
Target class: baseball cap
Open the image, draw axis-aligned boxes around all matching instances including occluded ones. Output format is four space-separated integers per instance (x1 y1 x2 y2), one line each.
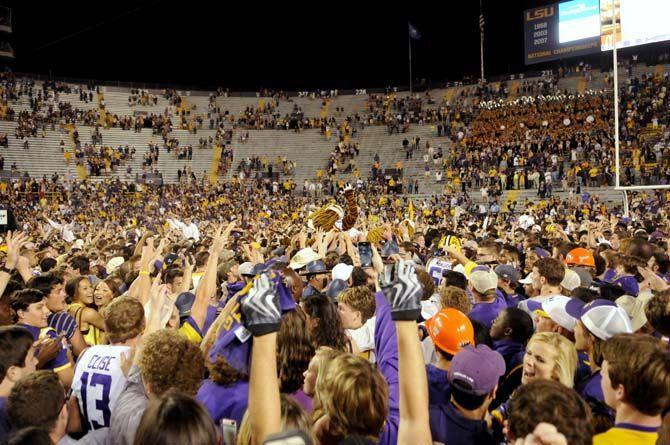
332 263 354 281
448 345 505 395
238 262 255 277
175 292 196 318
571 267 593 289
615 293 653 332
469 266 499 294
566 298 633 340
561 269 581 292
288 247 320 271
426 308 474 355
565 248 595 268
519 272 534 285
325 279 349 299
541 295 578 331
612 275 639 297
534 247 550 258
494 265 519 285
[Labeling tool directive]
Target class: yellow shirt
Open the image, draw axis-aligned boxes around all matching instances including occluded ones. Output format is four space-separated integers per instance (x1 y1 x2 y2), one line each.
179 316 203 344
594 425 659 445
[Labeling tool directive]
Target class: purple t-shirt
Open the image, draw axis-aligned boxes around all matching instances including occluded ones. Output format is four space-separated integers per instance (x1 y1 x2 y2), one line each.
426 364 451 406
292 389 313 414
469 295 507 330
18 323 70 371
196 379 249 426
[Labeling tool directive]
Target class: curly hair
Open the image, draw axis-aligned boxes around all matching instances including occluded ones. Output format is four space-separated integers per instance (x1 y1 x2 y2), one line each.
208 356 247 386
303 294 349 352
508 379 593 445
439 285 471 314
138 329 206 397
277 310 314 394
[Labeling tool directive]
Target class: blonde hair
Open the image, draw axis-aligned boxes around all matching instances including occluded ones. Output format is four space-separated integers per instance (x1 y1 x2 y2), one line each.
311 347 342 421
236 394 314 445
316 353 389 439
527 332 578 388
338 286 376 322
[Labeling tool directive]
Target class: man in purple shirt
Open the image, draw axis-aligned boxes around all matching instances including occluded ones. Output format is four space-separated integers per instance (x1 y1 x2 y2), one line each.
468 266 507 330
429 345 505 445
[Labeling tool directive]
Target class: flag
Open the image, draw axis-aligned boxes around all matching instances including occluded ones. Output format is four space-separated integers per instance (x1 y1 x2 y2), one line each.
408 199 415 221
408 23 421 40
479 14 485 33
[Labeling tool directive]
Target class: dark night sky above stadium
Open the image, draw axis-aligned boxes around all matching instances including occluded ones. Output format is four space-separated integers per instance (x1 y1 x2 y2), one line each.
7 0 564 91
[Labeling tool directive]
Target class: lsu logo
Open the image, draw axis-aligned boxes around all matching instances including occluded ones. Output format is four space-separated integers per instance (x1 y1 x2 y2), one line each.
526 6 555 21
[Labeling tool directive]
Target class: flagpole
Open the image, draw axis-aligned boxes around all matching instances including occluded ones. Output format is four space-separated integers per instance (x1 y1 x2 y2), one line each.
479 0 485 83
409 32 413 93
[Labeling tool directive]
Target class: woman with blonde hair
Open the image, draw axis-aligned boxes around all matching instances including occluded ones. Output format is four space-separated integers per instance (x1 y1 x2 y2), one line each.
492 331 578 427
522 332 578 388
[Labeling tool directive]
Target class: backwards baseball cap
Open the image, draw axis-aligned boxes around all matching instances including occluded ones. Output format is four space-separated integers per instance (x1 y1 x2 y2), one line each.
615 293 653 332
612 275 639 297
448 345 505 395
469 266 499 294
565 298 632 340
238 262 255 277
565 248 595 268
494 264 519 285
542 295 578 331
561 269 581 292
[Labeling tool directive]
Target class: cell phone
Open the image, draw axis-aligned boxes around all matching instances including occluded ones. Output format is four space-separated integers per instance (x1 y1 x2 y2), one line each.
221 418 237 445
358 242 373 267
263 430 313 445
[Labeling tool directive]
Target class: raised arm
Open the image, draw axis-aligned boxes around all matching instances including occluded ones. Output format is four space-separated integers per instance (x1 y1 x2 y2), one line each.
381 260 432 445
241 273 283 445
191 223 234 330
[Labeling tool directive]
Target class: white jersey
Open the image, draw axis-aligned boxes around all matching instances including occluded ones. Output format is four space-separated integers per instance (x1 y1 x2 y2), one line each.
426 258 452 286
72 345 129 430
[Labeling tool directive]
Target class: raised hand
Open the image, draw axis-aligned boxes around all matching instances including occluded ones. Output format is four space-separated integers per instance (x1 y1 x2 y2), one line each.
381 259 423 321
4 231 29 270
241 273 281 336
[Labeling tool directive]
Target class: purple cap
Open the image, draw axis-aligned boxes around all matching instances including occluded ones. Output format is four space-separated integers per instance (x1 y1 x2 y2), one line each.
208 271 296 374
448 345 505 395
534 247 550 258
612 275 639 296
565 297 586 319
525 299 544 313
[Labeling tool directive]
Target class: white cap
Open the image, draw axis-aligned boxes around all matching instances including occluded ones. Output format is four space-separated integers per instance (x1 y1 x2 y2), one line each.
238 262 254 276
581 301 633 341
288 247 320 271
561 269 581 292
541 295 577 331
332 263 354 281
519 272 534 285
615 293 653 332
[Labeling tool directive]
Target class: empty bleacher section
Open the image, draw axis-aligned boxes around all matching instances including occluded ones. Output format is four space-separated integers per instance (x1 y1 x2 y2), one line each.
0 61 667 201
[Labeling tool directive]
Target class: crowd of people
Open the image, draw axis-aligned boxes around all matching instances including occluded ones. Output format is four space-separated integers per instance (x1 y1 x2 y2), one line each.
0 171 668 444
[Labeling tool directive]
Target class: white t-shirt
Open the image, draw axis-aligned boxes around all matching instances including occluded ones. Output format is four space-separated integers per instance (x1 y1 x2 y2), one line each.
347 316 376 363
72 345 130 430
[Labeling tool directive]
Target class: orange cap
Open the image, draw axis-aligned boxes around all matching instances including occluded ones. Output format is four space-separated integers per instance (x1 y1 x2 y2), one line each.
426 308 475 355
565 247 595 268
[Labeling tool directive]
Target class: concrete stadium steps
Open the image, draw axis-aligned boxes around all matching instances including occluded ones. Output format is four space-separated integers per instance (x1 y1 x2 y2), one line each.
226 129 335 184
499 186 626 207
